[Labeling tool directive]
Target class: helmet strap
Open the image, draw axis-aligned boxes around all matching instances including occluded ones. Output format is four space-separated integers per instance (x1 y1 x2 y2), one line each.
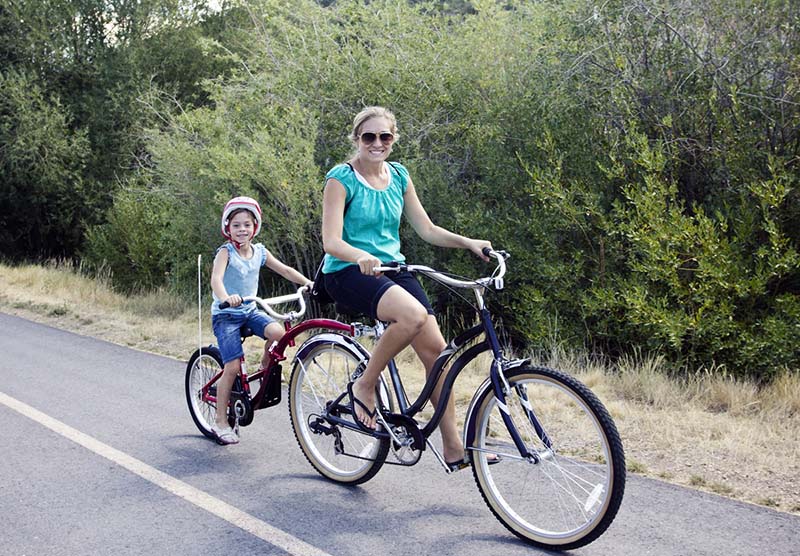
229 229 254 251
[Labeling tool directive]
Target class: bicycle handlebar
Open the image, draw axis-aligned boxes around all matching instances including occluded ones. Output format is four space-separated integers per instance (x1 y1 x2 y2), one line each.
218 285 310 321
374 249 509 290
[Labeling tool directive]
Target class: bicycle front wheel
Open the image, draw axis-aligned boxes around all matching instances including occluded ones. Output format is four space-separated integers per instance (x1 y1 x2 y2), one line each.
470 365 625 550
185 347 223 439
288 340 389 485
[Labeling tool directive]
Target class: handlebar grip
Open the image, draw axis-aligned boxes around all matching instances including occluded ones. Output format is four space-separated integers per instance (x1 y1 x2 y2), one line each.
219 301 230 309
482 246 492 257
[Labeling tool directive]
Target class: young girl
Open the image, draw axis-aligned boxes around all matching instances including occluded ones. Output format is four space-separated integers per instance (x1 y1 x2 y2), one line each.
210 196 312 445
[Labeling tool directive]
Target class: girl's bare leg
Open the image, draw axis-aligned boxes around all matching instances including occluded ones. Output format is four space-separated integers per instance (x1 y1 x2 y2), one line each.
216 322 283 429
215 359 240 428
261 322 285 369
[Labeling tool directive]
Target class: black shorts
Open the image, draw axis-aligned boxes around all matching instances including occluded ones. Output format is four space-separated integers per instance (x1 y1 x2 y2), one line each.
323 264 434 320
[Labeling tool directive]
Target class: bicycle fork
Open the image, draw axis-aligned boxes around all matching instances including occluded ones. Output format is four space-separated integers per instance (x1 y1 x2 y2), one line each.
488 360 553 464
479 309 549 464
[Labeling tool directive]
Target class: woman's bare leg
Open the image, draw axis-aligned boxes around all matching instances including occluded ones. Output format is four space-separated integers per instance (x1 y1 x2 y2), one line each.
351 286 427 428
410 316 464 463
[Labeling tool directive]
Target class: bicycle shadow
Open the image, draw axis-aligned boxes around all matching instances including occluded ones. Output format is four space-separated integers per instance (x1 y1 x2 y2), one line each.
159 433 264 475
251 471 540 553
161 422 566 550
159 436 557 554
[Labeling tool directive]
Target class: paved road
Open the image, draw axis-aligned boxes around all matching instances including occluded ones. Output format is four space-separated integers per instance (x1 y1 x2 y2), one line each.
1 312 797 555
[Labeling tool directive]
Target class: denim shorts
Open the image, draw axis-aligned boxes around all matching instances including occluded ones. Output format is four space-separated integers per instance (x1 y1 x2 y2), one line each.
211 309 275 364
324 264 434 320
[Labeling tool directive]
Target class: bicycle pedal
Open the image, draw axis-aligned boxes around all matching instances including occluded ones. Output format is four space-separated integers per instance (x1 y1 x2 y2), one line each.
309 416 336 435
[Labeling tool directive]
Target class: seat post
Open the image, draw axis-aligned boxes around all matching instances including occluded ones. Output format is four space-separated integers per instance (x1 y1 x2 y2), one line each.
284 320 295 347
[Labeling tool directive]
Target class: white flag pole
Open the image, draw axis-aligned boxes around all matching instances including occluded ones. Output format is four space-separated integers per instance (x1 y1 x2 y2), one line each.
197 254 202 354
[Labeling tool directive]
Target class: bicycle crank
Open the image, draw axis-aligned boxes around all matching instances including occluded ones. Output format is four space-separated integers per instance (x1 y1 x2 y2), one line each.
388 424 422 465
228 377 254 427
379 412 425 465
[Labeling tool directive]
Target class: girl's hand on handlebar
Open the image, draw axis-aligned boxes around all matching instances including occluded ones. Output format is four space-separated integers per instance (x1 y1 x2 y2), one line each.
224 294 243 307
467 239 493 261
357 253 383 276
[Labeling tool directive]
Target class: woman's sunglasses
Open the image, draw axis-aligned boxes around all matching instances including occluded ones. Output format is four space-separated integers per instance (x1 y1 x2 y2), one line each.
358 131 395 144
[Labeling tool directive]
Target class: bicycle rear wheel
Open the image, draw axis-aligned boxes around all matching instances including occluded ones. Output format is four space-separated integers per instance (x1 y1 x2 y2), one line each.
289 340 389 485
186 347 223 439
470 365 625 550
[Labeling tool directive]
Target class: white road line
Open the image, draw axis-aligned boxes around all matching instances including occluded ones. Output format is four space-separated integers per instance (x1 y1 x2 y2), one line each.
0 391 331 556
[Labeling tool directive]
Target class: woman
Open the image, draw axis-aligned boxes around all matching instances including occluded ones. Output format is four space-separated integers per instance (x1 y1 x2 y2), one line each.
321 106 492 470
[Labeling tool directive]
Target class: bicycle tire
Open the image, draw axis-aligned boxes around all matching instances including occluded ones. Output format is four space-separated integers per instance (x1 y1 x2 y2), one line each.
186 347 224 439
288 340 389 485
469 365 625 550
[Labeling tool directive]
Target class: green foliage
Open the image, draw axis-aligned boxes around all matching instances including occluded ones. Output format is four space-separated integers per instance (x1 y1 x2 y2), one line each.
6 0 798 377
0 0 244 260
0 69 90 259
583 134 800 377
83 183 176 291
85 77 323 295
513 0 800 376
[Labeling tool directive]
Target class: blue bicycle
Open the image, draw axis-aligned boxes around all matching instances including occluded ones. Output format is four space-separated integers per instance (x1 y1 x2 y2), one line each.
287 249 625 550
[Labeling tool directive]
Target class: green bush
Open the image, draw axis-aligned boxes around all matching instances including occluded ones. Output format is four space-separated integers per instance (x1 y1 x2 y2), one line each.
79 0 798 378
0 69 91 259
85 77 323 296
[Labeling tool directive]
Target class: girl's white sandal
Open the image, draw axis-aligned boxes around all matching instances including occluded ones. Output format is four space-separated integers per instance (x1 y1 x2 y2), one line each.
211 424 239 445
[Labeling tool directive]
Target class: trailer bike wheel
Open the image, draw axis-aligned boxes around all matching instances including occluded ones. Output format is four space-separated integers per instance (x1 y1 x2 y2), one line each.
185 347 224 439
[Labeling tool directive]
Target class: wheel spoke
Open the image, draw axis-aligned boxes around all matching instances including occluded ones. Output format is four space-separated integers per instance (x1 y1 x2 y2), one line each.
185 351 224 440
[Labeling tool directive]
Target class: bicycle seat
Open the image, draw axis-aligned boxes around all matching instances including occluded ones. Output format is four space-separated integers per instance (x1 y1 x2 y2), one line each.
239 326 255 340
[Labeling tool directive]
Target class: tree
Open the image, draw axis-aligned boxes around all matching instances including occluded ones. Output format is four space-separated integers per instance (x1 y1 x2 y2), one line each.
0 0 242 260
0 70 90 259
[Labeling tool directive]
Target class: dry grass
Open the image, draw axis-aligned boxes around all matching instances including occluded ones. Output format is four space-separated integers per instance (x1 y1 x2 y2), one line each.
0 260 202 359
1 261 798 514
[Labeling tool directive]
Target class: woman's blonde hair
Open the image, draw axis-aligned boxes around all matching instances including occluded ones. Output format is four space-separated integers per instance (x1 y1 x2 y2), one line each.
350 106 399 144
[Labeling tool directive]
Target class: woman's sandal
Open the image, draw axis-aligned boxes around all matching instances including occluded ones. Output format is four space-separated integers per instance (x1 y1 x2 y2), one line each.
445 454 502 472
346 382 377 432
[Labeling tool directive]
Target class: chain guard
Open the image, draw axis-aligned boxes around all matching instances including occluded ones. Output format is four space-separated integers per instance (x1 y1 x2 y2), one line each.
382 412 424 465
227 377 254 427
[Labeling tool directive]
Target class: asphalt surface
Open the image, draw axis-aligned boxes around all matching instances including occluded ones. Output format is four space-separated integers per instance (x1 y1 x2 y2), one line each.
1 312 798 555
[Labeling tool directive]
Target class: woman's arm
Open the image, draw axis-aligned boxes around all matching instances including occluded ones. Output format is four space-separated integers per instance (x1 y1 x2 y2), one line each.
403 176 492 260
264 251 312 286
322 178 382 274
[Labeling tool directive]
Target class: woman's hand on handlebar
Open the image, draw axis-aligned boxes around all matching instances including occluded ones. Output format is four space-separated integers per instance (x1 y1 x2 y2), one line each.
467 239 493 261
357 253 383 276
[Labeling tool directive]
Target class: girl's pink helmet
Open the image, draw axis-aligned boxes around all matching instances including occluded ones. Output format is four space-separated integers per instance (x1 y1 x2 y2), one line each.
221 196 262 240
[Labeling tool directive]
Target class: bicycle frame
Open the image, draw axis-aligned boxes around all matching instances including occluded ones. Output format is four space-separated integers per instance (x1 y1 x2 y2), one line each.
381 309 536 462
329 252 538 463
249 317 354 407
288 252 626 549
199 285 355 412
